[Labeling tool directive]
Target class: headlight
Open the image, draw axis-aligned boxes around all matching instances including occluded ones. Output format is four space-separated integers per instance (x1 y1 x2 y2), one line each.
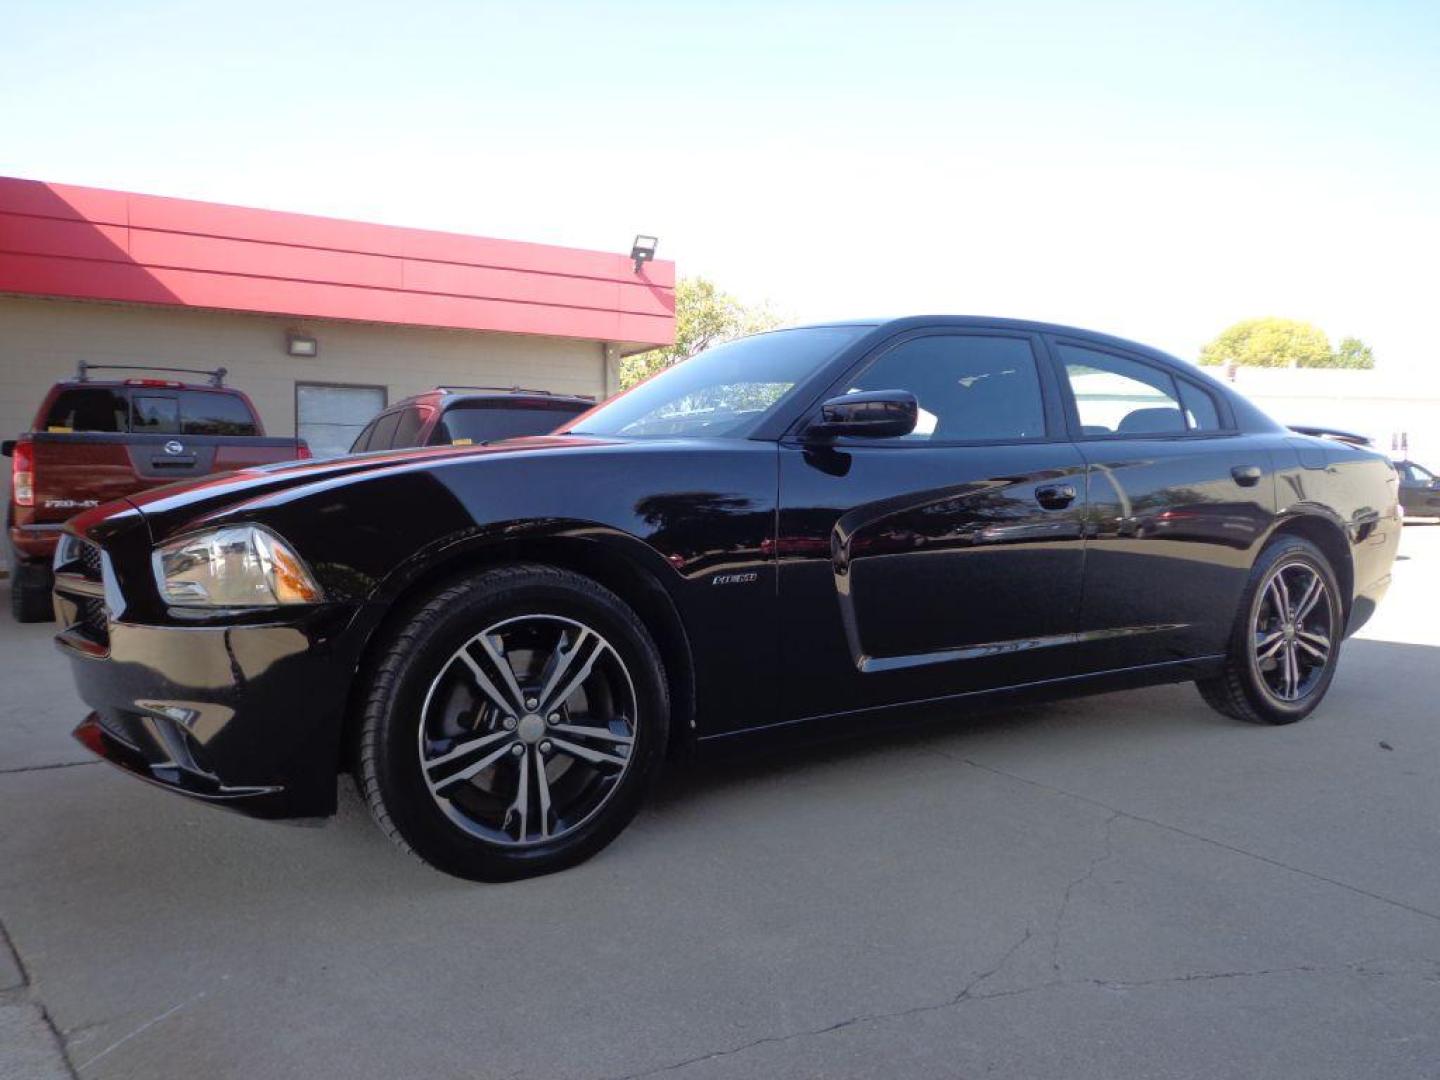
153 525 323 607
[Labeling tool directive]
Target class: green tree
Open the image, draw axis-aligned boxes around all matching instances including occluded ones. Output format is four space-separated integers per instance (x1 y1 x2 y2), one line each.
1198 317 1331 369
1331 335 1375 369
1197 317 1375 370
620 277 782 389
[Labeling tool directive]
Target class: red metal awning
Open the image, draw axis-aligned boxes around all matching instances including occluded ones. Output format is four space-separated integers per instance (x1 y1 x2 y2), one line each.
0 178 675 351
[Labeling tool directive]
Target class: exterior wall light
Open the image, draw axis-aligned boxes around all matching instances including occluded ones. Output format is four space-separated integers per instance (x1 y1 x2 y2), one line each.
630 235 657 274
287 332 319 358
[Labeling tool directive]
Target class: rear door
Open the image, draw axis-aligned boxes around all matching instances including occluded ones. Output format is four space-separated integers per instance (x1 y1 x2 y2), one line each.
1049 337 1276 670
774 328 1089 724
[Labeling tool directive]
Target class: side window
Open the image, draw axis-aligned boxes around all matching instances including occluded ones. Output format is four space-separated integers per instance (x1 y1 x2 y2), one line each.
390 406 430 448
43 388 128 433
843 335 1047 442
1177 381 1221 432
1058 346 1185 436
368 410 403 450
349 419 379 454
132 394 180 434
180 392 259 436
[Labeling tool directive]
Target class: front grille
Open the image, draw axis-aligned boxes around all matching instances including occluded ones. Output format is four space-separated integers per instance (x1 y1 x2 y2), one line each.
77 540 103 581
76 596 108 642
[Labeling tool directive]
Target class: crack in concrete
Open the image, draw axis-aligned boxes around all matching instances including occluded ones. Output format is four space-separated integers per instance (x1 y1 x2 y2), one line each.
947 752 1440 926
0 760 98 776
601 927 1037 1080
598 747 1440 1080
599 959 1440 1080
1049 810 1119 976
0 915 79 1079
74 991 208 1072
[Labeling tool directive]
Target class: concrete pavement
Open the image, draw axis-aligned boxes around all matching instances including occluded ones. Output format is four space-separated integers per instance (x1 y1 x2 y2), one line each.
1 528 1437 1079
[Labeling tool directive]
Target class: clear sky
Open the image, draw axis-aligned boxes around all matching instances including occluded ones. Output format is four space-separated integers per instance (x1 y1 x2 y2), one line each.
4 1 1438 368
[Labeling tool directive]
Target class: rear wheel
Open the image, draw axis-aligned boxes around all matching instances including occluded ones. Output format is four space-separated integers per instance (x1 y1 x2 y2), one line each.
357 564 668 881
1196 535 1342 725
9 563 53 623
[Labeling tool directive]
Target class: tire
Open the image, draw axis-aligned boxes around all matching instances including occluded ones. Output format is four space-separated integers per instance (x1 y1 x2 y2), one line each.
9 564 54 624
357 564 669 881
1196 535 1343 725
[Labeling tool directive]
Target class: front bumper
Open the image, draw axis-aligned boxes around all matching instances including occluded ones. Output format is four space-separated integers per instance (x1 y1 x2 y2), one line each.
59 608 359 820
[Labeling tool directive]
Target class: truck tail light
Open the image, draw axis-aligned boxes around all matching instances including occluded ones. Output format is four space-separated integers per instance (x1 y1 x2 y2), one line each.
12 440 34 507
296 440 312 460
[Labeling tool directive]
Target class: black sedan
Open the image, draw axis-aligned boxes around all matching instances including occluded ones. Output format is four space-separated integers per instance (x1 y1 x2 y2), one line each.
1395 460 1440 519
55 317 1402 880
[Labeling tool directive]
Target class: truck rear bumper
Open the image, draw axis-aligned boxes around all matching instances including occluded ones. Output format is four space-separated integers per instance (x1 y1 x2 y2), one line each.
9 522 62 564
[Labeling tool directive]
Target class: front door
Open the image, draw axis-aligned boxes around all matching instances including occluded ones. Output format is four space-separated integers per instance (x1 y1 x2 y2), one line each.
776 329 1089 722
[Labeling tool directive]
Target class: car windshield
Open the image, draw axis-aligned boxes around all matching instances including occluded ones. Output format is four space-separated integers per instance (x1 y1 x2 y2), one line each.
567 326 867 439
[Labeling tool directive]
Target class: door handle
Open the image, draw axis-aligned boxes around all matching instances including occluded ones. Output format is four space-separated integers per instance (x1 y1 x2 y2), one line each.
1035 483 1077 509
1231 465 1263 487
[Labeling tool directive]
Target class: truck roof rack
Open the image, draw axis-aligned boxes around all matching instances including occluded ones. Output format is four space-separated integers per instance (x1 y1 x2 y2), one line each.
76 361 228 387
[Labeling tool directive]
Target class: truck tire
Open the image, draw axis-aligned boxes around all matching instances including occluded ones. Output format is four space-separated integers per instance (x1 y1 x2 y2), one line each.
9 564 54 623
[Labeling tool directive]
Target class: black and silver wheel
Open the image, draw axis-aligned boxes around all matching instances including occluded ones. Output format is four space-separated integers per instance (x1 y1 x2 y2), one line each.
358 564 668 881
1197 535 1343 724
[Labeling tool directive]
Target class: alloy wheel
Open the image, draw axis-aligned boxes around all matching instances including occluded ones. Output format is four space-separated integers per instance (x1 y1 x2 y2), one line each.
416 614 638 847
1250 559 1336 704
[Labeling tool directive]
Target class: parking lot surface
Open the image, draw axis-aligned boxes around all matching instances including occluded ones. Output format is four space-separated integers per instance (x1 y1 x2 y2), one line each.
2 528 1438 1080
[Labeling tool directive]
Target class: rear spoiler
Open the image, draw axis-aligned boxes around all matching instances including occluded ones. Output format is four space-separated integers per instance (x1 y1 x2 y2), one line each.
1288 424 1373 447
77 361 227 387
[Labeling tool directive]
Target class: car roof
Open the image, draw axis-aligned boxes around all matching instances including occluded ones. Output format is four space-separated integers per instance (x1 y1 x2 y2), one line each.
785 315 1188 365
389 388 597 410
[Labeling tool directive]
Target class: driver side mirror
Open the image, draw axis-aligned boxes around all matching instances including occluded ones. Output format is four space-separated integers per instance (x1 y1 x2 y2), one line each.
806 390 918 440
0 440 13 458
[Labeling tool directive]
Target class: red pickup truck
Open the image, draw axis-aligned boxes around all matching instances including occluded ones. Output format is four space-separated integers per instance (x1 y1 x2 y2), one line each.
4 364 309 622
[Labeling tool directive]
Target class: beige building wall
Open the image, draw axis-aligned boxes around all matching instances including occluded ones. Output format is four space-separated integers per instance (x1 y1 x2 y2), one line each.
1 294 613 568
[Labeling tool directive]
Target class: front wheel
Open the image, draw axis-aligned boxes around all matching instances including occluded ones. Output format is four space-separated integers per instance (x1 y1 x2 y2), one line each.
1196 535 1343 725
357 564 669 881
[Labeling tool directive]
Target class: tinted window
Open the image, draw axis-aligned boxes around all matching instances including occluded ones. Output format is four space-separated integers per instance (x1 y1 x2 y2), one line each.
570 326 867 438
1177 381 1221 432
349 419 380 454
1059 346 1184 435
132 394 180 434
180 391 258 436
844 335 1046 442
44 388 128 433
434 402 589 445
388 406 430 448
367 411 403 450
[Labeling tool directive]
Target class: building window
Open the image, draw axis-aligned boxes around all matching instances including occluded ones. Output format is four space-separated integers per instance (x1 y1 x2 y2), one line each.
296 382 387 458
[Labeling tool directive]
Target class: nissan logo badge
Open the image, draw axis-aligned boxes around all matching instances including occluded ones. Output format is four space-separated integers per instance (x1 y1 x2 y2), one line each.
164 440 185 455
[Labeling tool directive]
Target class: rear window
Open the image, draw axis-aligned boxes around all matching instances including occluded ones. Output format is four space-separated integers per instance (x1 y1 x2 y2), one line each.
180 391 259 436
132 394 180 433
43 388 128 433
432 401 589 445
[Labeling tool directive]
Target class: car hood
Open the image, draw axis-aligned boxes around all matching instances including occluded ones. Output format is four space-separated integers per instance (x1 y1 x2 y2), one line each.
119 434 628 530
